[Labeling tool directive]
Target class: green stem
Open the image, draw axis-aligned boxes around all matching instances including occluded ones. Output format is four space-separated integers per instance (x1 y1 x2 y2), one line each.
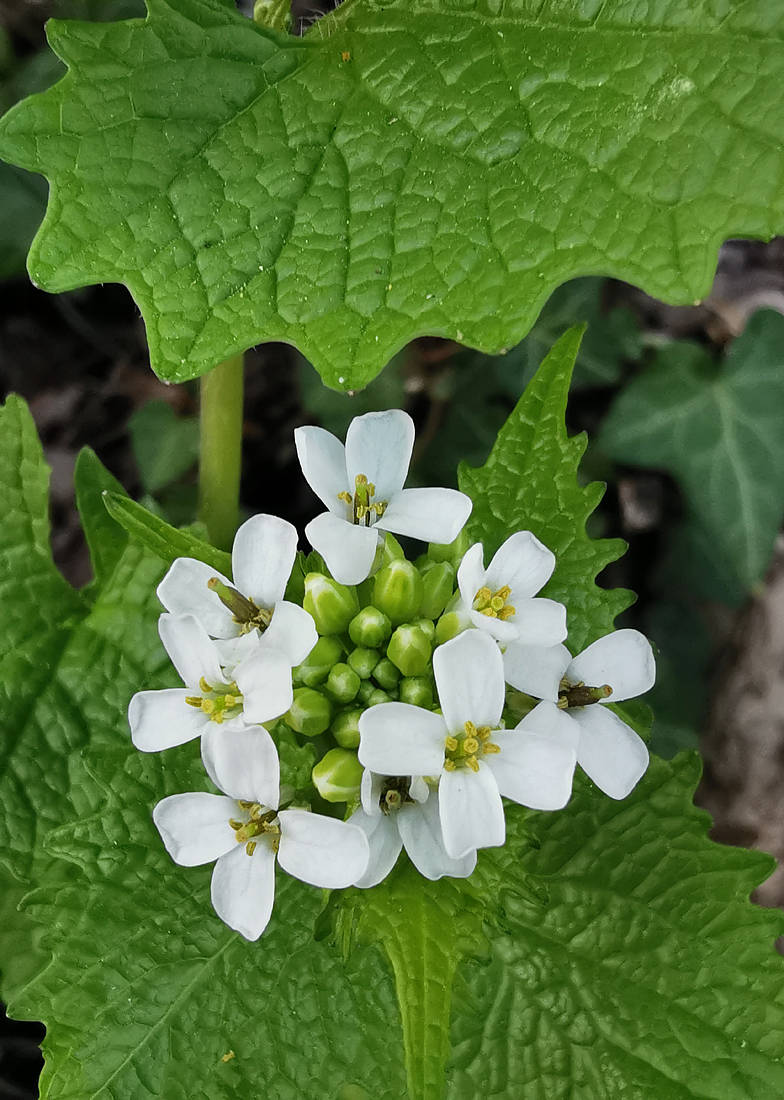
199 353 244 552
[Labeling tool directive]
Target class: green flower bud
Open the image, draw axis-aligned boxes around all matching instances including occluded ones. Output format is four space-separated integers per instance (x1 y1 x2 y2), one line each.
332 707 363 749
435 611 463 645
325 662 361 704
428 529 469 568
285 687 332 737
293 635 343 687
380 532 406 566
413 616 435 641
371 559 424 625
387 622 432 677
356 680 377 706
347 646 380 680
367 688 393 707
418 560 456 619
312 748 363 803
373 656 401 691
349 606 392 649
303 573 359 635
399 676 434 708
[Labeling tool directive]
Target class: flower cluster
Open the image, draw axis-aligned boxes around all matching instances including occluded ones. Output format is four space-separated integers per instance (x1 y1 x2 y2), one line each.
128 410 655 940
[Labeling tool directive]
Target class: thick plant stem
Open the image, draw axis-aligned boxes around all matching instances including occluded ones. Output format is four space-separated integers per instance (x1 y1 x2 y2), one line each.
199 353 244 552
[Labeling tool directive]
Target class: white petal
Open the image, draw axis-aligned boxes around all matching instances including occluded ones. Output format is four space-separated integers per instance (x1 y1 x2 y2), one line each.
305 511 380 586
567 629 656 702
214 630 263 672
517 700 581 752
360 768 384 817
153 792 237 866
375 487 472 545
456 542 487 609
277 810 370 888
468 607 520 643
571 704 650 799
512 598 568 647
232 514 298 608
156 558 236 638
158 613 225 689
502 642 571 702
200 724 280 806
489 727 577 811
486 531 555 601
433 630 505 732
358 702 446 776
409 775 430 803
344 409 414 501
294 425 349 513
349 810 403 888
439 764 505 859
128 688 207 752
398 796 476 880
233 646 293 724
262 601 317 667
211 840 277 941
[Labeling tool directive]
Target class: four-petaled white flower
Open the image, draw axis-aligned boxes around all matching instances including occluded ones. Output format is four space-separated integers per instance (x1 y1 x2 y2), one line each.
456 531 567 645
153 727 370 941
503 629 656 799
157 513 317 669
350 771 476 886
295 410 473 585
358 630 579 860
128 613 293 752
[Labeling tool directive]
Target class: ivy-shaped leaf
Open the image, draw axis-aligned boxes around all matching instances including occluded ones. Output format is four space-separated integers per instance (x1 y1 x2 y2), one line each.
459 325 631 653
1 0 783 389
600 309 784 591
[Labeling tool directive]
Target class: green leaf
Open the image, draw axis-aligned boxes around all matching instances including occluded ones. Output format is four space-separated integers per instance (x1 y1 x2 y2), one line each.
1 0 783 388
601 310 784 590
128 399 200 494
103 489 232 575
459 326 632 652
74 446 130 590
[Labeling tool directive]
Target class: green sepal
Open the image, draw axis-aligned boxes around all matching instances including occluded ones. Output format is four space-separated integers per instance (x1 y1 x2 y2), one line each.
371 559 424 625
312 748 363 803
303 573 360 635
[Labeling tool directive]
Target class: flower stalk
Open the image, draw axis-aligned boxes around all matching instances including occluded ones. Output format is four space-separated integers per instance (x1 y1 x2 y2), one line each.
199 353 244 552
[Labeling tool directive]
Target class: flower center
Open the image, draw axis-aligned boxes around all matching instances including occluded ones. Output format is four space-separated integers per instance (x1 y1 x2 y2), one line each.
207 577 273 636
337 474 388 527
557 678 613 710
472 584 516 621
444 720 500 773
185 676 243 724
379 776 416 814
229 800 280 857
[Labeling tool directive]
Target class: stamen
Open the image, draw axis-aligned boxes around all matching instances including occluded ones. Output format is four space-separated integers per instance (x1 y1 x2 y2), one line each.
466 756 480 772
245 841 257 856
445 736 458 752
472 582 516 621
558 680 614 709
483 742 501 755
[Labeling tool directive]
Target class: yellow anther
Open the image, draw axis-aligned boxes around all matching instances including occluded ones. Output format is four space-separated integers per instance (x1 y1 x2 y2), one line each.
463 737 479 755
444 759 456 771
466 755 480 772
245 841 257 856
337 491 352 504
479 608 495 617
464 721 477 736
199 677 212 694
483 742 501 755
474 586 493 608
202 698 215 715
497 605 516 621
229 818 244 830
445 736 458 752
224 695 238 708
495 585 512 601
185 696 202 708
239 800 255 810
490 595 505 612
355 474 368 486
477 726 491 741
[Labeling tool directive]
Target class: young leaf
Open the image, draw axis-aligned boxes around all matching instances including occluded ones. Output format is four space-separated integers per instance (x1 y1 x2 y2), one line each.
600 310 784 590
459 326 632 652
1 0 783 388
103 489 232 575
74 446 129 591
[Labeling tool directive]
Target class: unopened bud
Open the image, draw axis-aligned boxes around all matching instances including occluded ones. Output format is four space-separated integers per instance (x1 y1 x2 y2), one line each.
367 688 393 707
347 646 380 680
371 559 423 625
312 748 363 803
427 529 469 568
380 532 406 566
325 662 361 704
332 707 362 749
356 680 377 706
303 573 359 635
373 657 401 691
413 616 435 641
293 635 343 687
418 560 456 619
399 676 434 708
349 606 392 649
387 622 432 677
435 611 463 645
285 687 332 737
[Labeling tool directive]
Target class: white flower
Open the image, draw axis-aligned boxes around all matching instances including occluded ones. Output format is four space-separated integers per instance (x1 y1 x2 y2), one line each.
358 630 578 861
456 532 567 645
153 727 370 941
349 771 476 886
128 613 293 751
156 513 317 668
503 628 656 799
295 409 472 585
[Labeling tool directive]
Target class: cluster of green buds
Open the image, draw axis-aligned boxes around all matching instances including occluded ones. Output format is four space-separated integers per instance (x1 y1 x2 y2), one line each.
287 532 469 805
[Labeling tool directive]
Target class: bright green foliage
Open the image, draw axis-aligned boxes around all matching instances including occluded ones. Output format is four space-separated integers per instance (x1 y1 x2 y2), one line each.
460 326 632 652
104 488 232 575
601 310 784 589
1 0 783 388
